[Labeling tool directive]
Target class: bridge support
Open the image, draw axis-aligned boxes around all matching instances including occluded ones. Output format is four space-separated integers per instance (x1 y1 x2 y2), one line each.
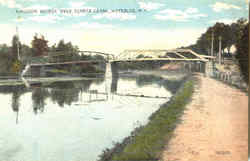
111 62 119 78
111 76 118 93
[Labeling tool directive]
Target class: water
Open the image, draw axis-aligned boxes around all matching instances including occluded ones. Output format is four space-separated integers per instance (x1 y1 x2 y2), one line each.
0 73 182 161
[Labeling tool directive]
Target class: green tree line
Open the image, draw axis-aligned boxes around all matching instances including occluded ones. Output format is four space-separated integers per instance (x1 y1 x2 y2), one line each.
183 18 248 82
0 33 104 75
185 18 248 56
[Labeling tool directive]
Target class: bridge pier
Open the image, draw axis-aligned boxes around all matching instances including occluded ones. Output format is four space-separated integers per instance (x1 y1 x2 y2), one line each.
111 62 119 78
111 75 118 93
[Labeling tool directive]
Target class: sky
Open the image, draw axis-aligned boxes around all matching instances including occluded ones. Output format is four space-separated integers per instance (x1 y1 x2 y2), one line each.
0 0 248 54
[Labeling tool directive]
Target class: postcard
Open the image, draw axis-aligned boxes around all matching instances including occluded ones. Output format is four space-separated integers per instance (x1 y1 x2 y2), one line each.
0 0 248 161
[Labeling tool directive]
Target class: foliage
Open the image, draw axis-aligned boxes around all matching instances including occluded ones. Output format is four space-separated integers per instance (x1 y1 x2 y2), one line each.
187 18 247 55
235 23 249 83
136 54 144 59
11 60 22 73
11 35 21 60
0 35 23 74
0 44 14 73
31 33 49 57
20 44 33 63
0 33 107 76
49 39 80 62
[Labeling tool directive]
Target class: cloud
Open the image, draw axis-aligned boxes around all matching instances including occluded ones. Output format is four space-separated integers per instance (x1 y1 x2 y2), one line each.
0 0 22 8
72 22 114 29
210 2 241 12
22 5 50 10
93 11 136 20
26 15 64 23
69 1 86 8
155 8 207 22
186 8 198 14
20 0 52 1
68 1 96 10
209 18 237 24
138 2 165 11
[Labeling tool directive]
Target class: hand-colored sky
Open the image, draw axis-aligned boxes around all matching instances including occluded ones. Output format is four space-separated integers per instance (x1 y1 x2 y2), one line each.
0 0 248 54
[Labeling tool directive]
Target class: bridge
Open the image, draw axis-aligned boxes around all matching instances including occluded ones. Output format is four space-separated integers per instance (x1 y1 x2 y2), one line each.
115 49 214 62
21 49 215 77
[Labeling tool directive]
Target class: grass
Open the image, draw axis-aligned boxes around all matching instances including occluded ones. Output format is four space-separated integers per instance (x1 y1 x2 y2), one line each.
111 80 194 161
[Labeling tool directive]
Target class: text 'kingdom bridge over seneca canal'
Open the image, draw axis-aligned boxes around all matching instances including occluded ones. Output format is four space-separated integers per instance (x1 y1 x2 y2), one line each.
21 49 215 77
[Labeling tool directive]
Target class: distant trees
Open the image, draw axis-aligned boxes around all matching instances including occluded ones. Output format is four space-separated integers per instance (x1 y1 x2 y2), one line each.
20 44 32 60
187 18 247 56
31 34 49 57
185 18 248 83
0 33 108 75
10 35 22 73
11 35 21 60
50 39 80 62
136 54 144 59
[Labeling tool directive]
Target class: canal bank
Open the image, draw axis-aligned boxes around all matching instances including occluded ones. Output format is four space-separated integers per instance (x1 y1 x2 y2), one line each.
98 75 194 161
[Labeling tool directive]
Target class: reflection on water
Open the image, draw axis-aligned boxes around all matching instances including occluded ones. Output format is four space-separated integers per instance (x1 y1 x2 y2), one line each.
32 88 49 114
0 73 184 161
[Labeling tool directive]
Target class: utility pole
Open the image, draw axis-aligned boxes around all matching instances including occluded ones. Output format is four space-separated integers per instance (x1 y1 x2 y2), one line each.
211 31 214 56
219 36 222 65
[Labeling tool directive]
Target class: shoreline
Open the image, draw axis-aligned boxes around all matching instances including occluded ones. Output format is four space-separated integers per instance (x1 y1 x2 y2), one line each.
0 76 103 86
98 76 194 161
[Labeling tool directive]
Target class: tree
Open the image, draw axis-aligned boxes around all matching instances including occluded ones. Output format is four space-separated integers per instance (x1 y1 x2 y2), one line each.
9 36 22 73
51 39 80 62
31 34 49 57
0 44 14 73
188 18 247 56
20 44 32 62
136 54 144 59
235 23 248 83
11 35 21 60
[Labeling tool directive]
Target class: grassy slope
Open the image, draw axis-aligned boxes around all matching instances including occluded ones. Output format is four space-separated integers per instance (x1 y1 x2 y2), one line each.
111 80 194 161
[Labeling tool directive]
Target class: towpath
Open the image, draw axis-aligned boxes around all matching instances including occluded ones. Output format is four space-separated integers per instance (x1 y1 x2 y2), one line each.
162 73 248 161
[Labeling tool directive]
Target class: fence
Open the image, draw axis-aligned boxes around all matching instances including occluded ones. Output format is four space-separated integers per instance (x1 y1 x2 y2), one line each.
213 70 248 90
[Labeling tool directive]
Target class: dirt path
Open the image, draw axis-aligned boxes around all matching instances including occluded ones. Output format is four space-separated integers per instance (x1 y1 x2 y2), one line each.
162 73 248 161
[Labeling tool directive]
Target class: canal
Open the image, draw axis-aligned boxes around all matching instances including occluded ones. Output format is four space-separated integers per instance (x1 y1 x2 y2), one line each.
0 71 186 161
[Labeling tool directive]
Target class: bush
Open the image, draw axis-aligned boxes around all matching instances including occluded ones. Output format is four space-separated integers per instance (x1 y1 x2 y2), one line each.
235 24 249 83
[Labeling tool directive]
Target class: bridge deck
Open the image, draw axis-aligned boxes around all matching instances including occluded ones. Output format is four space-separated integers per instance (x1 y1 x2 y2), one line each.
29 58 208 67
112 58 208 62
